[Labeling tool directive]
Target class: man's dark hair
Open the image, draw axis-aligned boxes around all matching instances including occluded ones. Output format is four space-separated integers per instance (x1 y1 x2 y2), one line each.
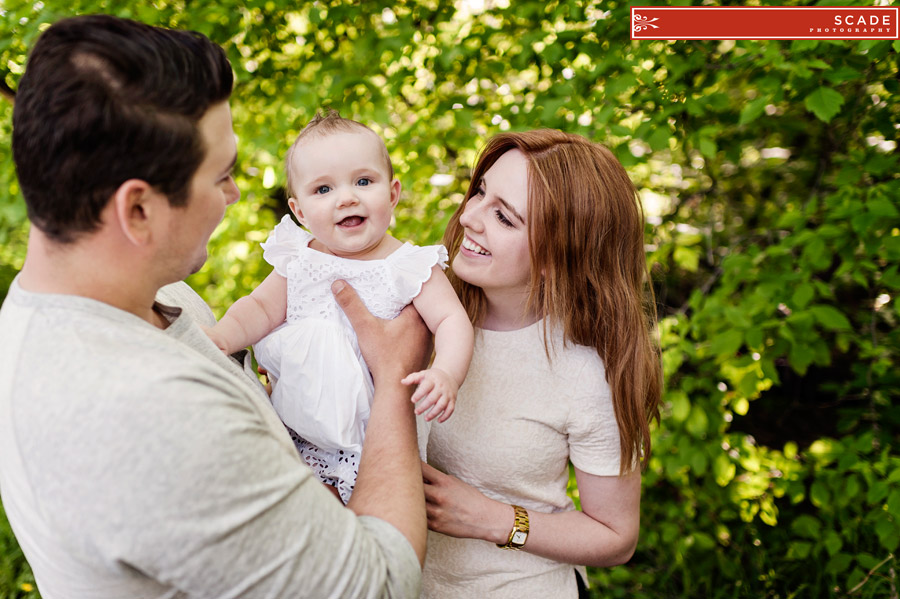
12 14 233 243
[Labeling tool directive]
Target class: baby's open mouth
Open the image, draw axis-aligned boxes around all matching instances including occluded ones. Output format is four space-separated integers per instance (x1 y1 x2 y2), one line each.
338 216 365 227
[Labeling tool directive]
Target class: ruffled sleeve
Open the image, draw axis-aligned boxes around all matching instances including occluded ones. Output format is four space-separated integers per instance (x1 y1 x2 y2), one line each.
390 243 449 303
260 215 313 277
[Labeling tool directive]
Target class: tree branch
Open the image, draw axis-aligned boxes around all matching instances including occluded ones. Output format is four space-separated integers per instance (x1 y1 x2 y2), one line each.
845 552 895 596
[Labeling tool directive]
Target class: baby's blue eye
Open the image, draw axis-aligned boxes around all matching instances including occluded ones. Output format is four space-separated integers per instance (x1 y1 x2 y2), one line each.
357 178 371 187
315 185 331 194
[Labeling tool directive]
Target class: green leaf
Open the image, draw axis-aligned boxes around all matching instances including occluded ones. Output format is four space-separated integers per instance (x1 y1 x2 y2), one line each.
673 246 700 272
789 343 814 375
824 66 862 84
745 327 764 350
867 197 900 218
647 125 671 152
690 450 708 476
791 283 814 309
685 405 710 438
739 97 767 126
713 454 736 486
804 86 845 123
823 530 842 556
888 489 900 517
787 541 812 560
801 236 831 271
710 329 743 358
840 474 861 504
875 517 900 551
668 390 691 422
791 515 821 540
810 480 831 508
809 305 852 331
825 552 853 575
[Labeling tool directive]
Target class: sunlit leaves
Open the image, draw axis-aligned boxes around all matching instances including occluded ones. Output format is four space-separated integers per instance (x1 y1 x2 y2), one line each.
804 86 845 123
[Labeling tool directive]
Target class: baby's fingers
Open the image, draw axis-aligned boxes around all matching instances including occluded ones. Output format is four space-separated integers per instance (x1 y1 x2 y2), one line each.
436 401 455 423
401 370 425 386
422 393 451 422
412 378 436 405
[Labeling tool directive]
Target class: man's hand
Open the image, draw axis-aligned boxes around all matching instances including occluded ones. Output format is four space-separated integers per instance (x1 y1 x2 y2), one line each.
332 279 431 385
332 279 430 565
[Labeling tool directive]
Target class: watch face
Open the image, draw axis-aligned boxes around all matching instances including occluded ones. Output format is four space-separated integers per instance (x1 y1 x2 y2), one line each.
512 531 528 544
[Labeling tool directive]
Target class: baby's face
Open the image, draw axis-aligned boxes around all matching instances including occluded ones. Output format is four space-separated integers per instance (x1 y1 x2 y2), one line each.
287 129 399 259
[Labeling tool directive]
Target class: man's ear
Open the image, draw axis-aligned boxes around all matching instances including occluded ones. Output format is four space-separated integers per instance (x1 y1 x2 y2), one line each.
112 179 161 246
390 178 402 209
288 198 306 227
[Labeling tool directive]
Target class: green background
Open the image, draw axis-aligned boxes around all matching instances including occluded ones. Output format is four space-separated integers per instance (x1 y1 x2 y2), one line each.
1 0 899 597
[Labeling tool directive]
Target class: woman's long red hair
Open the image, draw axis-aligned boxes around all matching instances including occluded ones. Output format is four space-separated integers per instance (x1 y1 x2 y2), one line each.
443 130 661 474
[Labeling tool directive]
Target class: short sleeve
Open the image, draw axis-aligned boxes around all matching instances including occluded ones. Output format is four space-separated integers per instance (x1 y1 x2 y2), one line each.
390 243 449 302
566 361 622 476
260 215 313 276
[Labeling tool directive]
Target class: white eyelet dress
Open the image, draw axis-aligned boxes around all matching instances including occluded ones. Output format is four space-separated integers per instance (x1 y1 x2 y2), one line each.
253 215 448 503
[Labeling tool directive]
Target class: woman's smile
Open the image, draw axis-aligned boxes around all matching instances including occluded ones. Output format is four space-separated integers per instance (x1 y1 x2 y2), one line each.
460 236 490 256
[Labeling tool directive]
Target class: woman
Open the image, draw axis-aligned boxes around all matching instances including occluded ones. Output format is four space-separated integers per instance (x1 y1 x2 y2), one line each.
422 129 662 598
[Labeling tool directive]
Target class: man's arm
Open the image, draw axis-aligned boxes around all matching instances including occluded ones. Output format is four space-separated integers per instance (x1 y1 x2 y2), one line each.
333 279 430 565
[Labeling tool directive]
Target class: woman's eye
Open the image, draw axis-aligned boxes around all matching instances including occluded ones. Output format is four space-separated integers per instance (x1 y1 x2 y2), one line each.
471 186 485 199
495 209 514 227
315 185 331 194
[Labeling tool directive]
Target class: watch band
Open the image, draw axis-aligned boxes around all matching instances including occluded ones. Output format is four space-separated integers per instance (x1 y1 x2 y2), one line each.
497 504 529 550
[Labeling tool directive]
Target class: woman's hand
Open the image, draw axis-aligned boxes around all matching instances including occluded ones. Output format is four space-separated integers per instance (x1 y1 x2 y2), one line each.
422 462 510 544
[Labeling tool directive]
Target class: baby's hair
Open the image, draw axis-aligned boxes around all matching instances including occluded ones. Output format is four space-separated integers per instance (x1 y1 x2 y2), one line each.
285 109 393 198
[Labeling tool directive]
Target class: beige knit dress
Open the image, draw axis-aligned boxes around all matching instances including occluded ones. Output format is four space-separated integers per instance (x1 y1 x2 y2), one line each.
423 320 622 598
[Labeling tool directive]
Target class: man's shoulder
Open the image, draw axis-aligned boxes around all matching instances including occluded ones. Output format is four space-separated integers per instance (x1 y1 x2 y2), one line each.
3 286 212 387
156 281 216 327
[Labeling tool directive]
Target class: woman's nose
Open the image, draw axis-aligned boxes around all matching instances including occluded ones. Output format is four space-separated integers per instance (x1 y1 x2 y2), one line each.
459 198 482 231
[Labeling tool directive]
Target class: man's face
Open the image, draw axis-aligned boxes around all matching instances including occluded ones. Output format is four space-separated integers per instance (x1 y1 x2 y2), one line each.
164 101 239 279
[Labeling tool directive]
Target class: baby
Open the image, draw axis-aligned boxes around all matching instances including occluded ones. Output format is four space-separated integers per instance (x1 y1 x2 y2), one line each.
206 111 473 502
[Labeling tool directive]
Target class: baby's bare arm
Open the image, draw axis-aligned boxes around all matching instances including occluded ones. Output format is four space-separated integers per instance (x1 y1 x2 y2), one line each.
411 266 474 389
208 271 288 355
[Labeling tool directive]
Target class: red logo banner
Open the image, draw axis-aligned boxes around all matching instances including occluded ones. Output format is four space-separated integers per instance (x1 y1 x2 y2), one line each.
630 6 899 40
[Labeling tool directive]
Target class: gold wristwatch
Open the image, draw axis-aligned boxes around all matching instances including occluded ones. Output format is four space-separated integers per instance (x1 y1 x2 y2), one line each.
497 505 529 550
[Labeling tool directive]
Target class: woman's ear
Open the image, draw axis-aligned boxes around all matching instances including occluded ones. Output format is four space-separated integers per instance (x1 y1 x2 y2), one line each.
288 198 306 227
111 179 160 246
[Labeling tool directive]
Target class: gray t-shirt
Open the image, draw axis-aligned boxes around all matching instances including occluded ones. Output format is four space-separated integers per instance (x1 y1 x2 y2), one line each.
0 278 420 598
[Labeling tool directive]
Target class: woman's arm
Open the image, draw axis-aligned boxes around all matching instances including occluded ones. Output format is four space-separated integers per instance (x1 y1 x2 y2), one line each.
422 463 641 568
207 270 288 355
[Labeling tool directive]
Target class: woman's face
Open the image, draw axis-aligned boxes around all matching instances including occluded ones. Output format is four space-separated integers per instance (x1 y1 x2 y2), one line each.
452 149 532 299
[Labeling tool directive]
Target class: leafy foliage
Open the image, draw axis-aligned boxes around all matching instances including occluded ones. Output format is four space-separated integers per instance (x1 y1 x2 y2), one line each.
1 1 898 597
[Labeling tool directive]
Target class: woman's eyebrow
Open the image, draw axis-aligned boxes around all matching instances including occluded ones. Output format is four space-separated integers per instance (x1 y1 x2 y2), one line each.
497 197 526 224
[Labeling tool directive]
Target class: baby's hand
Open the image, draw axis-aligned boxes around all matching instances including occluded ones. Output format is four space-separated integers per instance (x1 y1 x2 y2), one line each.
401 367 457 423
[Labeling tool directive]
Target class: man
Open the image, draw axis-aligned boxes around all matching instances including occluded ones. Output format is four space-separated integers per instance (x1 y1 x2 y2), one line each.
0 15 428 598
